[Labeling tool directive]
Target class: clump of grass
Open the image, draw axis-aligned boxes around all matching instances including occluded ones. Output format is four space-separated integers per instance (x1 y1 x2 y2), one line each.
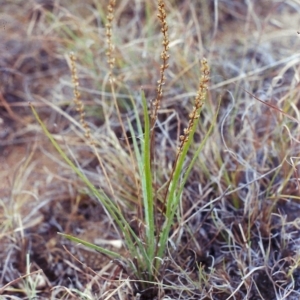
30 0 216 297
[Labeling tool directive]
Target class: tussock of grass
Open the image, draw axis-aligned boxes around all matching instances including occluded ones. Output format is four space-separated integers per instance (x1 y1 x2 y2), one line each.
2 1 300 300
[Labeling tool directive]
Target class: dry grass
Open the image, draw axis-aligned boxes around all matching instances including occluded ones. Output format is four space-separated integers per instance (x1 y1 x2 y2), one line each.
2 0 300 299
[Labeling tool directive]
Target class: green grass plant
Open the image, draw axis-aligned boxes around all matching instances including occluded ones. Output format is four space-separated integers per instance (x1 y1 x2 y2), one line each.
30 0 217 293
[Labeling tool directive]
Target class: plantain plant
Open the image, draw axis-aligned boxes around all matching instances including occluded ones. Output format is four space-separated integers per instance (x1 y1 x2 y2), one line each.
31 0 219 294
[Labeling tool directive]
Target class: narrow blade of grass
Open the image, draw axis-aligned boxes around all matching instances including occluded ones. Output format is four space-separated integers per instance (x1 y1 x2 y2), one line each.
58 233 123 260
141 92 155 265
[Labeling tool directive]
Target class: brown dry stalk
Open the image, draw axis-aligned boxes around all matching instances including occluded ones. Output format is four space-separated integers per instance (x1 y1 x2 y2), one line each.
151 0 170 130
69 52 114 195
150 0 170 231
106 0 116 75
104 0 143 218
70 52 92 143
177 58 209 154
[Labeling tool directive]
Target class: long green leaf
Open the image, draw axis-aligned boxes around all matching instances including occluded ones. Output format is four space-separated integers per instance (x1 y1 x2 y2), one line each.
141 92 155 263
58 233 122 259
